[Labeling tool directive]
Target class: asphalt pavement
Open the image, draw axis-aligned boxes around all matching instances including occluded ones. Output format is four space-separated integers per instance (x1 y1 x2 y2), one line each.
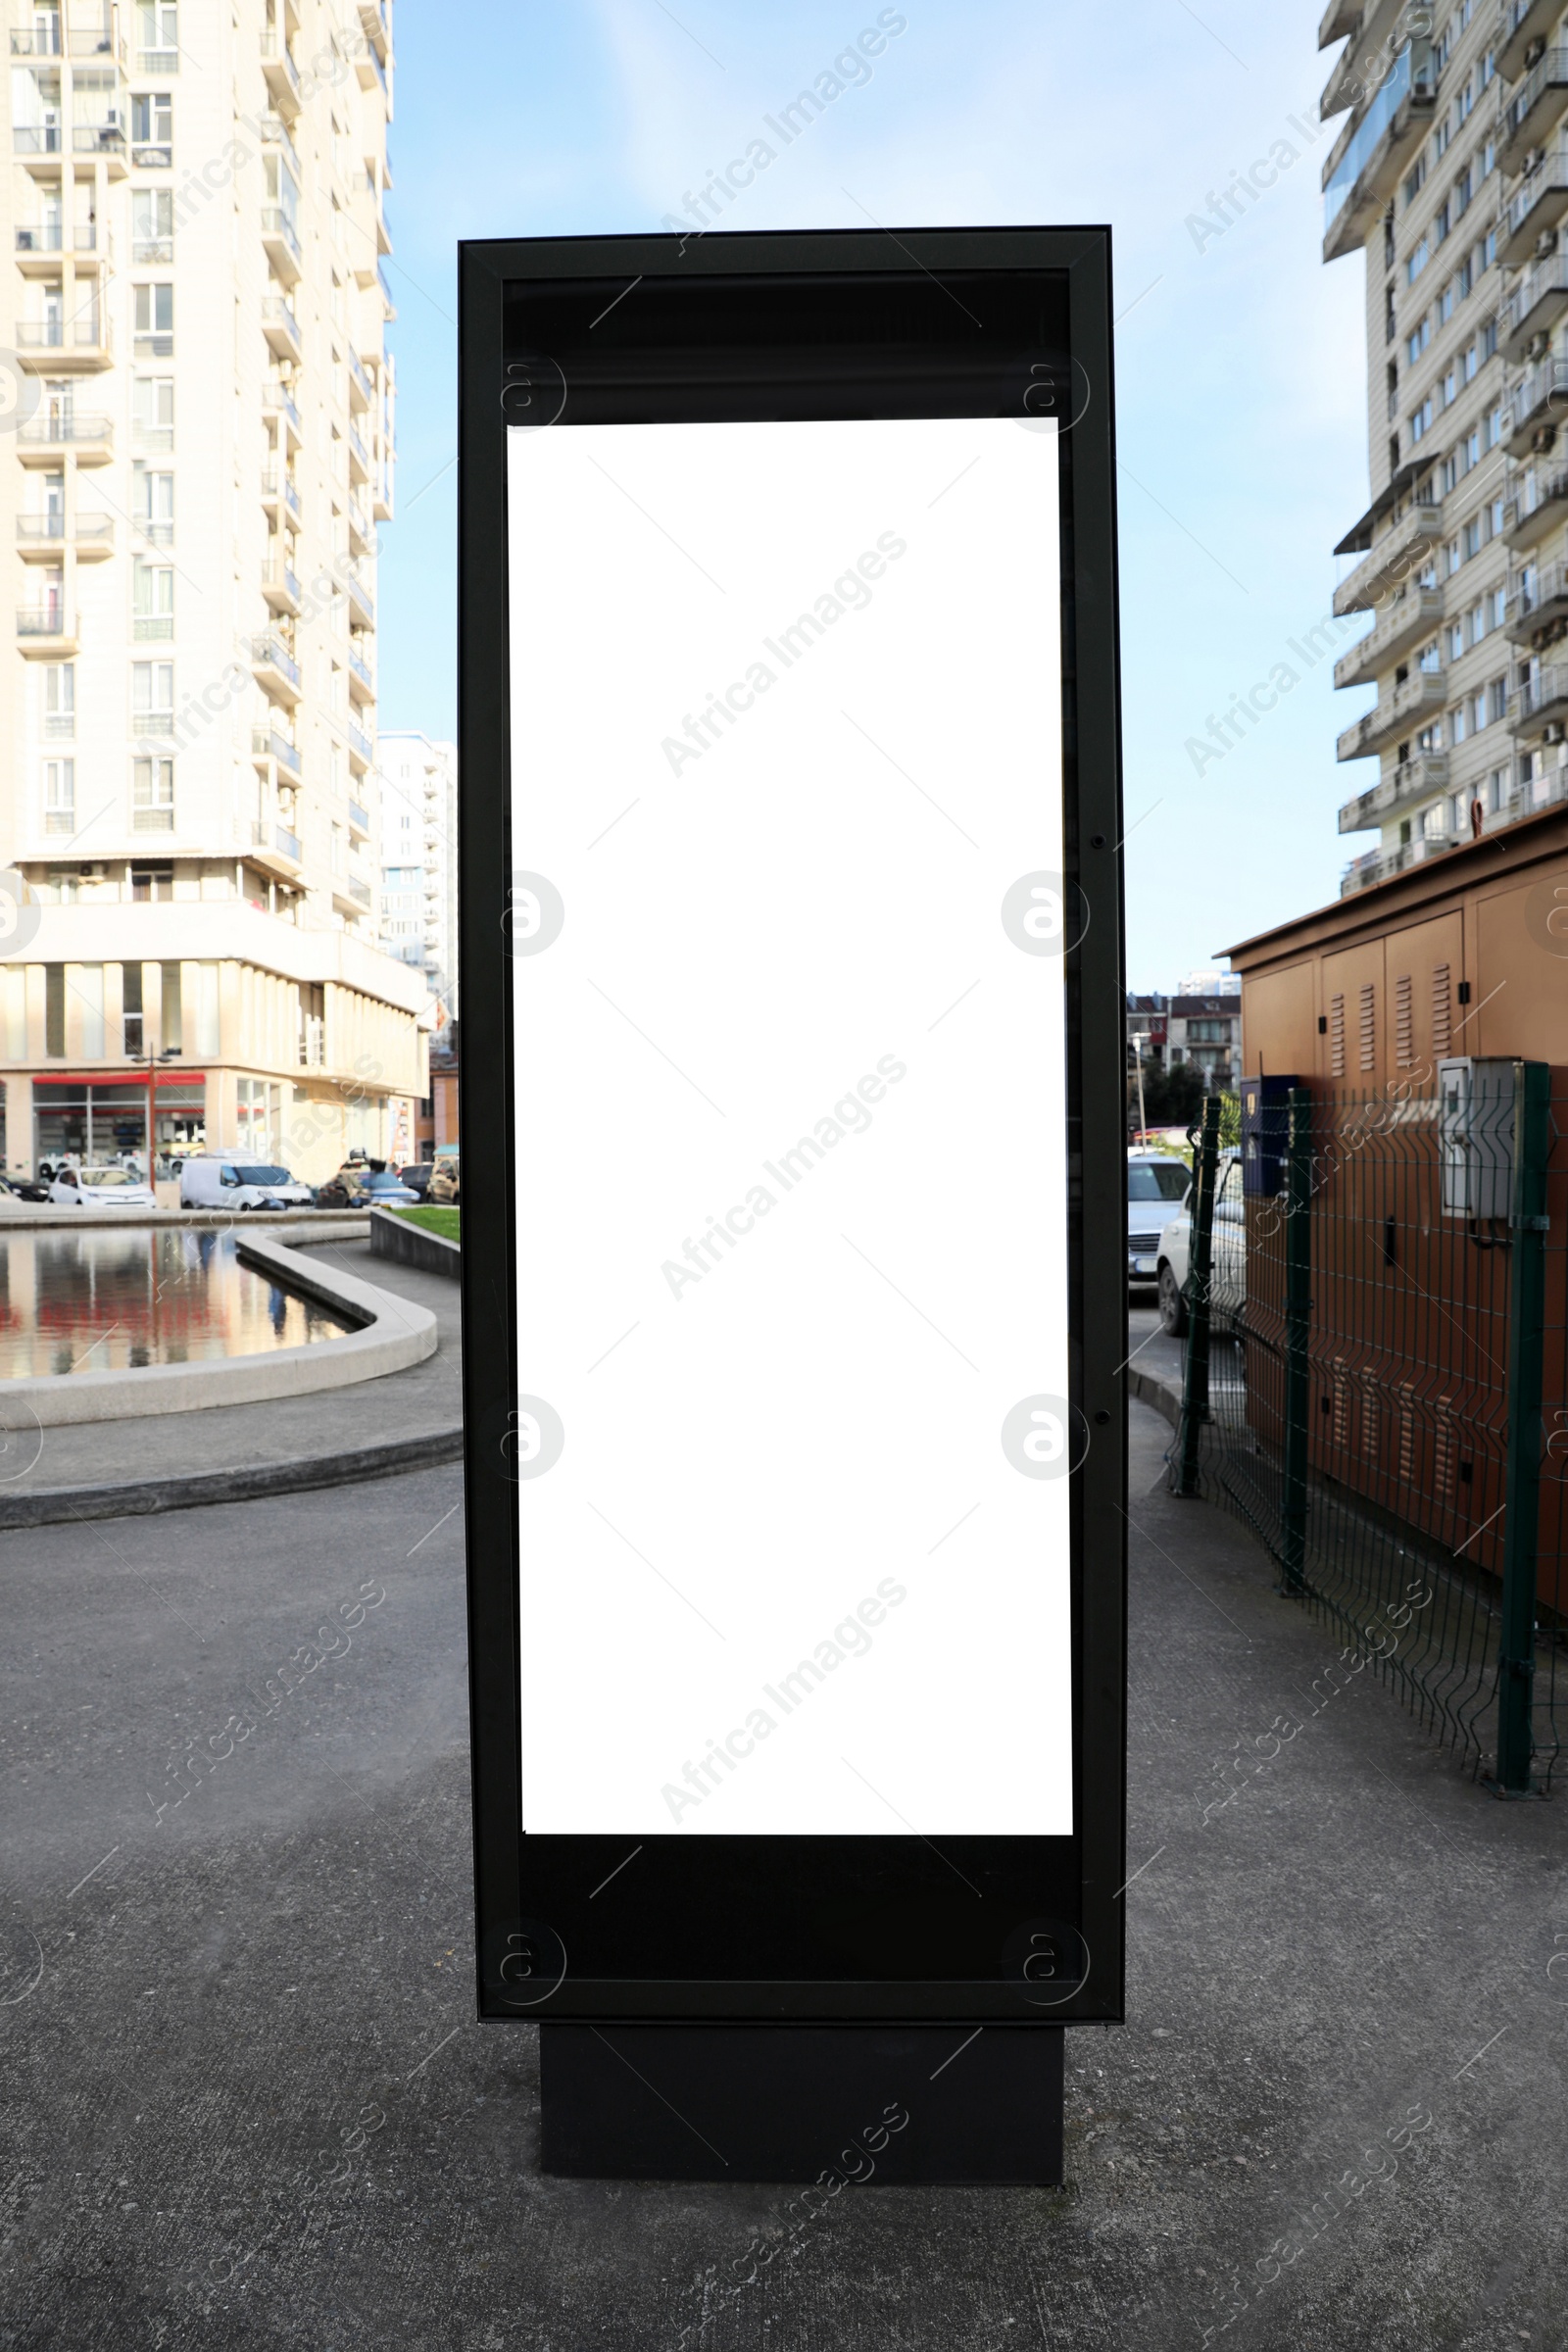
1 1406 1563 2349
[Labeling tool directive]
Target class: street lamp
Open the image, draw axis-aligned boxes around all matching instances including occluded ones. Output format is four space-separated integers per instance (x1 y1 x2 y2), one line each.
143 1045 180 1183
1130 1031 1150 1142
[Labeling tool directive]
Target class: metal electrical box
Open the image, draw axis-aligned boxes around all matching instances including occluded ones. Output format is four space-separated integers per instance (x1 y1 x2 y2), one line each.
1439 1057 1516 1218
1240 1074 1299 1198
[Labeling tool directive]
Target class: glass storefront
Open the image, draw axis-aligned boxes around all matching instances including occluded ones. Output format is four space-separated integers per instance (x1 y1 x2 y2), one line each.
32 1079 206 1175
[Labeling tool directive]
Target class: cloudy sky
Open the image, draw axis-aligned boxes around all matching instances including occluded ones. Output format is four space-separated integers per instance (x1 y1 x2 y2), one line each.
376 0 1369 989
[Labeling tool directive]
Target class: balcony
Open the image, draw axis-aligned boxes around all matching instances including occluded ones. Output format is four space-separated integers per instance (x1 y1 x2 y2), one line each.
17 513 111 559
338 565 373 628
347 348 373 412
131 140 171 169
261 30 302 118
261 466 302 523
250 819 303 877
1502 50 1568 173
356 42 387 98
261 294 302 364
9 26 61 53
17 608 75 655
262 381 304 451
1337 753 1450 834
347 423 371 484
1503 0 1563 77
1322 45 1437 263
259 113 300 180
1504 464 1568 550
1507 559 1568 640
346 723 372 773
14 125 61 157
1505 356 1568 456
16 318 111 370
1501 259 1568 363
1509 662 1568 734
1336 667 1445 761
347 499 373 558
261 205 302 287
252 632 302 707
348 799 371 838
69 28 123 59
136 45 177 74
17 411 111 464
14 221 99 271
358 0 391 62
1500 146 1568 271
1339 835 1462 893
1333 497 1442 615
262 556 301 614
252 726 302 779
1332 587 1443 690
333 877 372 918
72 122 126 169
347 647 374 702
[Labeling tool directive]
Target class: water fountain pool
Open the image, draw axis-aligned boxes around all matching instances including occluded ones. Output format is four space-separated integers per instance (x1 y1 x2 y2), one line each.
0 1228 359 1379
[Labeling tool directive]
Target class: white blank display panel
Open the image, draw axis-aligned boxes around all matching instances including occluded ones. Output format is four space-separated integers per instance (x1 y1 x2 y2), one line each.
509 415 1070 1838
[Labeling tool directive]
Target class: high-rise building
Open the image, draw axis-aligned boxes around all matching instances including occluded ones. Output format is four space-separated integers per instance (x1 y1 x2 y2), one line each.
1325 3 1568 897
0 0 425 1179
377 729 455 1031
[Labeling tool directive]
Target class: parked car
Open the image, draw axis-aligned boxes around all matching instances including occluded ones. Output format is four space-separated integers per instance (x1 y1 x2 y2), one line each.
398 1162 434 1200
428 1156 460 1205
315 1167 419 1208
179 1157 314 1211
0 1173 50 1202
48 1165 159 1210
1153 1148 1247 1337
1127 1152 1192 1288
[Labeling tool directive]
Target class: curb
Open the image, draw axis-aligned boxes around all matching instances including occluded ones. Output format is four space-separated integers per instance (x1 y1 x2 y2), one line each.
0 1424 465 1530
1128 1364 1181 1430
369 1203 461 1280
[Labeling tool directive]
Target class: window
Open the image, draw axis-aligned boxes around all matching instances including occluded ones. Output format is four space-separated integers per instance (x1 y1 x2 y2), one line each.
133 754 174 831
1407 237 1429 284
132 462 173 546
1489 765 1506 810
130 187 172 263
43 756 74 835
1450 703 1466 743
1489 585 1505 631
1446 622 1464 662
132 558 173 639
132 662 174 738
1467 601 1484 646
1422 802 1448 839
1442 364 1457 407
130 89 172 157
132 281 172 357
1407 316 1430 363
1490 675 1507 725
263 150 299 228
1404 157 1427 207
1434 200 1450 245
131 863 173 902
136 0 178 71
132 374 173 450
1418 639 1442 673
44 662 74 738
1410 395 1434 443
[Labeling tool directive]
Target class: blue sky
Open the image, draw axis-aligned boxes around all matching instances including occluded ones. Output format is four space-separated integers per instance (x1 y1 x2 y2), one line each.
376 0 1368 990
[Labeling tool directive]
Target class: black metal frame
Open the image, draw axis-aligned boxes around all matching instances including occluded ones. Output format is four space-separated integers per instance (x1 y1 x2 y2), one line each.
459 226 1127 2025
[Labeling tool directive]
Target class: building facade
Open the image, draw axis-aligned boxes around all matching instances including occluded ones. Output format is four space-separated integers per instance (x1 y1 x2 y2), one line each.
0 0 420 1179
1322 1 1568 896
377 728 455 1030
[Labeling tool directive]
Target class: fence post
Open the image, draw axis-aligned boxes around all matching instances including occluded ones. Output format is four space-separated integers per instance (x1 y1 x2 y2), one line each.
1278 1087 1312 1597
1174 1095 1222 1497
1494 1058 1550 1795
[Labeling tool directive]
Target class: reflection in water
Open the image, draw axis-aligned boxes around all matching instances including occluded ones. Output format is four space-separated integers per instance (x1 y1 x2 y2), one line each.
0 1230 358 1378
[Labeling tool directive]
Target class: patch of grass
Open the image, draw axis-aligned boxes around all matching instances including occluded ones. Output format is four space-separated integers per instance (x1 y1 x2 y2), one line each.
393 1204 460 1244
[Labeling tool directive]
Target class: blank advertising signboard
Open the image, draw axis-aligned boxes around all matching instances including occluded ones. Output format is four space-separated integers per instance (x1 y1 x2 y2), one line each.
460 229 1126 2026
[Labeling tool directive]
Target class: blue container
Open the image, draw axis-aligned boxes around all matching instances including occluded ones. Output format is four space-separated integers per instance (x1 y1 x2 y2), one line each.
1241 1074 1299 1198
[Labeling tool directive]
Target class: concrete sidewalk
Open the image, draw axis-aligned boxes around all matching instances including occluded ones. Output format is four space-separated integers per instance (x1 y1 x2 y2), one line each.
0 1236 461 1525
0 1403 1561 2348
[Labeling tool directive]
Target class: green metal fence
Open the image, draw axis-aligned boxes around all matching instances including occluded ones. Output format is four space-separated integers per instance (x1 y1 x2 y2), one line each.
1169 1067 1565 1792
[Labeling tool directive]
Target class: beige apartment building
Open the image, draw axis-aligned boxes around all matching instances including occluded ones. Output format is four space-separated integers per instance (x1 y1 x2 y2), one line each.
1322 0 1568 895
0 0 424 1180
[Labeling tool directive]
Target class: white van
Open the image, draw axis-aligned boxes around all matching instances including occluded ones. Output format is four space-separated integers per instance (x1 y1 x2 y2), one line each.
178 1156 313 1212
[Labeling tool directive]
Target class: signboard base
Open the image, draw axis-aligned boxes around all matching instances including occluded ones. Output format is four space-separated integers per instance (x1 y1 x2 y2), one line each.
540 2023 1063 2184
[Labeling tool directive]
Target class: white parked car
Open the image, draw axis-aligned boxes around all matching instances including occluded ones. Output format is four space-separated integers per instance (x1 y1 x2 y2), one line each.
48 1165 158 1210
1153 1147 1247 1337
178 1157 314 1211
1127 1152 1193 1287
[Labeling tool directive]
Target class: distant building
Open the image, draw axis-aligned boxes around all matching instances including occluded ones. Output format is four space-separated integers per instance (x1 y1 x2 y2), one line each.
1168 995 1242 1087
378 732 457 1031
